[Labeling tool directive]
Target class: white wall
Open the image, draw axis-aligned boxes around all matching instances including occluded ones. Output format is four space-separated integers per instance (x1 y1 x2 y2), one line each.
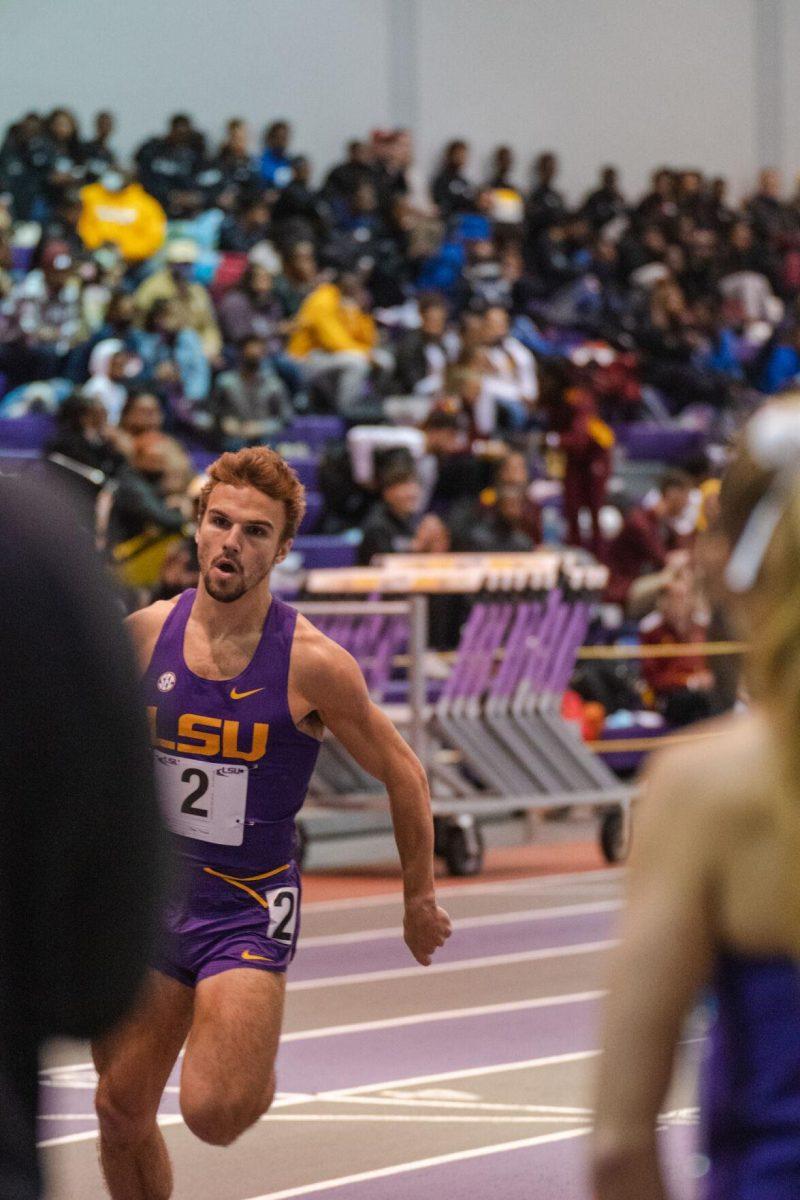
415 0 758 202
0 0 770 200
0 0 393 170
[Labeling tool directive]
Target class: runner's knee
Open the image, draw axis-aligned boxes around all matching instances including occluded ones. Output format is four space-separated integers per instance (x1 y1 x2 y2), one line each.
181 1074 275 1147
95 1076 158 1148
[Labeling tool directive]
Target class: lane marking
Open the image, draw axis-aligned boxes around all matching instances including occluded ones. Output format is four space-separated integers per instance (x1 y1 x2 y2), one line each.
38 1050 602 1149
264 1113 590 1125
319 1094 594 1116
303 867 623 913
299 900 620 948
241 1128 592 1200
282 990 605 1042
289 939 617 990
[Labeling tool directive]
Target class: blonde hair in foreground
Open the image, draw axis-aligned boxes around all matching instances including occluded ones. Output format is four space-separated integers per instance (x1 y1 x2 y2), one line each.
720 394 800 797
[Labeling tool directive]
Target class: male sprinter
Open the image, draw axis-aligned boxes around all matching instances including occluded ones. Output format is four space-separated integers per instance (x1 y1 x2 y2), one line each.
93 446 452 1199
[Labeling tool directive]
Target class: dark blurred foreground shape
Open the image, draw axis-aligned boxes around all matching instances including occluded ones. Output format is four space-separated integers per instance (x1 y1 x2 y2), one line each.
0 477 165 1199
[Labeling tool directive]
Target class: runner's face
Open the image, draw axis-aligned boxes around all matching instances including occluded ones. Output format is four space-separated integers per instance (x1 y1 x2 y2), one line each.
197 483 290 603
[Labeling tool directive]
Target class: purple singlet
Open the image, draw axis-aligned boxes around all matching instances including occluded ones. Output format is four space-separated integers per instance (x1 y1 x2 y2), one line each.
701 952 800 1198
142 589 321 984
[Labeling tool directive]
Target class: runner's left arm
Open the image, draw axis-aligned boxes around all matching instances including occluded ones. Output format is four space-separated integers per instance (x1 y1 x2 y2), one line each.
298 638 452 965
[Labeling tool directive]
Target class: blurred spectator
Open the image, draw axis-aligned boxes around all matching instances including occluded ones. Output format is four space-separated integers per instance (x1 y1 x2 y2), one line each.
0 241 82 385
756 323 800 393
45 390 126 478
431 140 476 219
392 293 456 396
746 168 793 243
288 269 383 413
151 536 200 601
67 291 147 384
134 113 206 217
526 151 566 239
81 110 118 181
138 297 210 415
459 480 535 552
208 118 258 210
639 573 714 726
358 463 449 563
272 155 330 245
479 304 539 428
450 450 541 548
323 140 374 203
605 469 694 606
216 261 284 348
211 334 292 445
486 145 516 190
134 240 222 360
579 165 626 230
38 189 84 259
119 390 164 438
78 170 166 263
0 112 52 219
80 338 140 423
218 193 273 254
259 120 293 189
43 108 85 206
546 384 614 552
108 431 193 547
273 240 318 316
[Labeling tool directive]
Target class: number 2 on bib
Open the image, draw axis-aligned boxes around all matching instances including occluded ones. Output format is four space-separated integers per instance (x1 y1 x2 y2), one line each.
266 887 299 943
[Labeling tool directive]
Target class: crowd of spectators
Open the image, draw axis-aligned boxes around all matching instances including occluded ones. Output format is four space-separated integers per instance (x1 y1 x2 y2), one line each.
3 105 795 733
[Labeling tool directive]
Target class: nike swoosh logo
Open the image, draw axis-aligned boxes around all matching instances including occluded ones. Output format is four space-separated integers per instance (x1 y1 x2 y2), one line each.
230 687 264 701
241 949 270 962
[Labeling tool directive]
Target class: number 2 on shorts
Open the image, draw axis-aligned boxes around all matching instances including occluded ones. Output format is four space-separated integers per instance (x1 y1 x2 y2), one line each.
266 887 299 943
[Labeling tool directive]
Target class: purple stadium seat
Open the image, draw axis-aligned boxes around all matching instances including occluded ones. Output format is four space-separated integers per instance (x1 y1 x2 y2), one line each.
287 457 319 490
615 423 705 464
299 491 323 533
292 535 358 569
0 413 55 450
11 245 35 274
283 416 345 448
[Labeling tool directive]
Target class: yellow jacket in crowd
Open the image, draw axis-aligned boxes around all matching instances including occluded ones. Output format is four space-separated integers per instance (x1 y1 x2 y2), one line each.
78 182 167 263
288 283 376 358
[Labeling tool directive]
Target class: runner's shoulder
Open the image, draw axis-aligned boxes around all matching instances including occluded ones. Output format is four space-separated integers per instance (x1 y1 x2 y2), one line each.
126 595 182 672
291 612 364 700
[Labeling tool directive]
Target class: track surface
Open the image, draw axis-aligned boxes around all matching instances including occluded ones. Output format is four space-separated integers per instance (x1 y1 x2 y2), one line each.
39 847 703 1199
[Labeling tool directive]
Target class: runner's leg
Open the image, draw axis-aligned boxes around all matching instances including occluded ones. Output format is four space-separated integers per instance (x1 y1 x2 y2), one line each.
180 968 285 1146
93 971 194 1200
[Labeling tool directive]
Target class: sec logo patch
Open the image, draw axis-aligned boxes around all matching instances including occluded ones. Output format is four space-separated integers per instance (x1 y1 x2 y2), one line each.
157 671 177 693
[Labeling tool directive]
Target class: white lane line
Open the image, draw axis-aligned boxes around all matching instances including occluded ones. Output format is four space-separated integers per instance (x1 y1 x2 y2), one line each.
38 1050 601 1149
289 938 616 991
303 867 623 912
263 1113 590 1125
271 1049 602 1114
318 1094 594 1117
299 899 620 948
282 989 604 1042
38 990 602 1106
242 1128 591 1200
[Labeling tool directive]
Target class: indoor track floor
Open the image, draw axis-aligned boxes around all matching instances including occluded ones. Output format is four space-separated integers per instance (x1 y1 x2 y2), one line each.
39 844 703 1200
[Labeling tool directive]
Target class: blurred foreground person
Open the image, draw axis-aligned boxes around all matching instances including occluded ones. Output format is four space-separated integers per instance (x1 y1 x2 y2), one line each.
0 479 164 1199
594 397 800 1198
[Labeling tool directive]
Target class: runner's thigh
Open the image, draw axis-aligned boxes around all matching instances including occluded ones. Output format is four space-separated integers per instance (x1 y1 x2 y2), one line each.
181 968 285 1103
93 969 194 1109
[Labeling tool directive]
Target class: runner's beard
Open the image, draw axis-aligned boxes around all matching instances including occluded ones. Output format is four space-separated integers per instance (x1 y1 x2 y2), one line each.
203 555 276 603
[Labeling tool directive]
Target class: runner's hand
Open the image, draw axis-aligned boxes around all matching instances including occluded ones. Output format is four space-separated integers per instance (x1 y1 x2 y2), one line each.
403 896 452 966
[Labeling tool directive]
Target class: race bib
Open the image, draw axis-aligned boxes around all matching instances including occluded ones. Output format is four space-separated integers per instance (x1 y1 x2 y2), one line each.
154 751 248 845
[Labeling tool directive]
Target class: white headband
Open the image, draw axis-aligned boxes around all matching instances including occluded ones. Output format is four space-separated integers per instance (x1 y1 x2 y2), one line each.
725 406 800 593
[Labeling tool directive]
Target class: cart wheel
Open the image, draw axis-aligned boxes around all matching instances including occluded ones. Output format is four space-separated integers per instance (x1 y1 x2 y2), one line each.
295 820 308 870
443 816 484 877
599 808 627 863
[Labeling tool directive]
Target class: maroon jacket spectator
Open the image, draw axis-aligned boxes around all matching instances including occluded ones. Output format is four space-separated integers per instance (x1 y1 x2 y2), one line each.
605 470 693 605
